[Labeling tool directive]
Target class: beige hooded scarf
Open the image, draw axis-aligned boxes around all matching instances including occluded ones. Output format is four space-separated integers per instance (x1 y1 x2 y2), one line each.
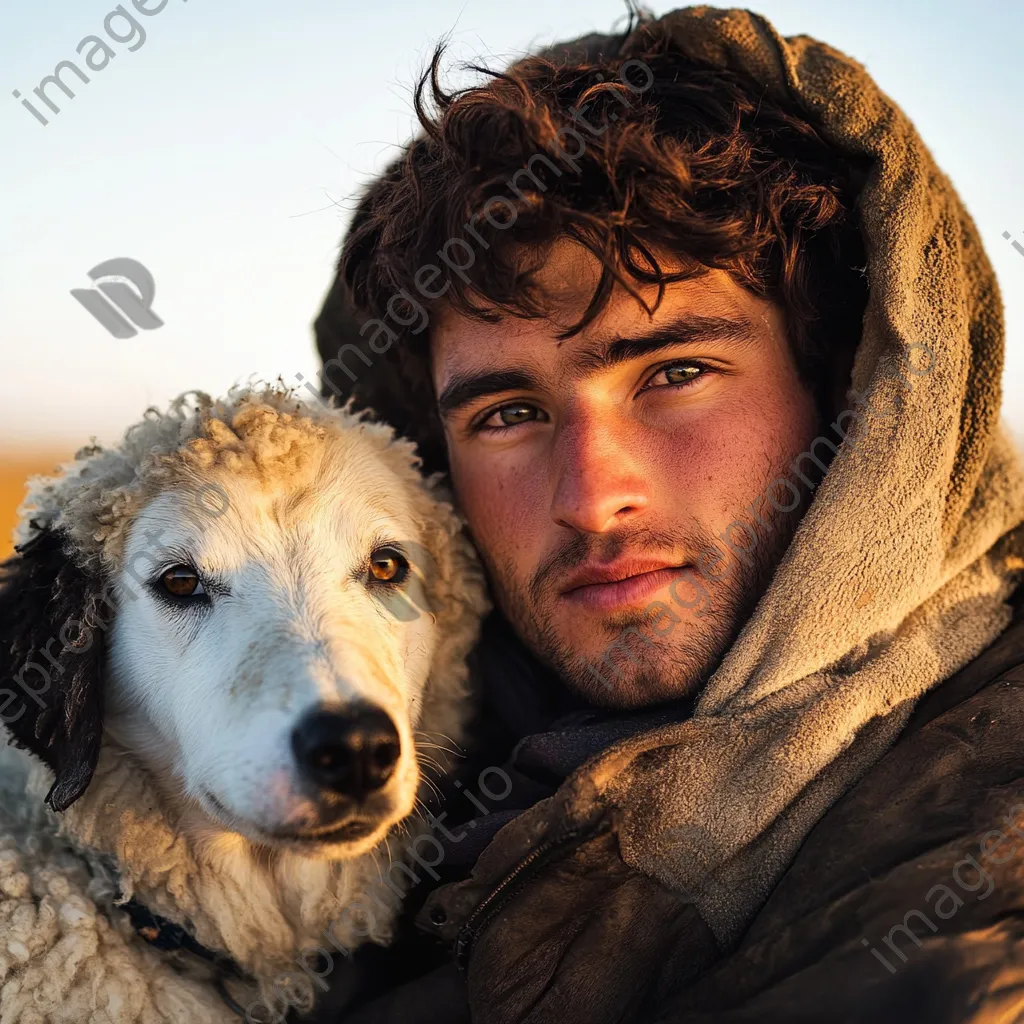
426 4 1024 953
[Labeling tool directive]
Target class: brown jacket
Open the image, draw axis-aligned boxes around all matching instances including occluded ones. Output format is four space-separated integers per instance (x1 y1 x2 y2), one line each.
412 585 1024 1023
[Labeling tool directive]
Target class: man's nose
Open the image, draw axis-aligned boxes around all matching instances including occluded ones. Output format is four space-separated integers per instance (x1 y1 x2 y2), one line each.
549 415 650 533
292 705 402 801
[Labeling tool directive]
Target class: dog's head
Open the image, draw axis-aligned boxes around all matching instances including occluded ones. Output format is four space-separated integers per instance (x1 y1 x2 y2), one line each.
0 388 487 857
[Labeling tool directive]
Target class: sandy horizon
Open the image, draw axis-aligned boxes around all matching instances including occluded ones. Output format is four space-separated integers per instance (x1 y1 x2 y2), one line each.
0 452 74 558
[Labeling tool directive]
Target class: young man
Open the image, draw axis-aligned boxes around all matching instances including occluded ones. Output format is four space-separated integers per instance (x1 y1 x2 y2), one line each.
312 7 1024 1022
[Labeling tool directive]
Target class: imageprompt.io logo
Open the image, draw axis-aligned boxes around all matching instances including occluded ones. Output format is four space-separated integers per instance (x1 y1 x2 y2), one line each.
1004 230 1024 260
71 257 164 338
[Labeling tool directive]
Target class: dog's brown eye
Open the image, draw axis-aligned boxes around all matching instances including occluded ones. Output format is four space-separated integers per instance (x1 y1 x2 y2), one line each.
368 548 408 585
161 566 204 598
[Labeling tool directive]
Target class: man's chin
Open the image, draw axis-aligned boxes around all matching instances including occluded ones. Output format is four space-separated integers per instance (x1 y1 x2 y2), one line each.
534 606 733 709
542 639 698 709
570 663 704 710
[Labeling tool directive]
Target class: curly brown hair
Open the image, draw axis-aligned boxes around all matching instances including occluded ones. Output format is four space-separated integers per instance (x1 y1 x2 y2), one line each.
315 24 871 475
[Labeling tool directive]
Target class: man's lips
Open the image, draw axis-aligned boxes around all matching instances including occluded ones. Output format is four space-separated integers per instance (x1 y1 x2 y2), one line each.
559 560 689 612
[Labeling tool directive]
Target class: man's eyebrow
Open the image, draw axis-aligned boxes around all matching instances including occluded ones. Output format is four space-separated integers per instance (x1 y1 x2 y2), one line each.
437 368 541 418
436 313 757 417
576 312 758 372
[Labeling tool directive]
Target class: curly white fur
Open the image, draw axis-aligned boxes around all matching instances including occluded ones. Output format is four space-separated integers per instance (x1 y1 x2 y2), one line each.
0 386 489 1023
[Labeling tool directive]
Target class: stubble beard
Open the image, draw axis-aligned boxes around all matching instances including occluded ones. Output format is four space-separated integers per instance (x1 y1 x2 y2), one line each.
483 496 806 709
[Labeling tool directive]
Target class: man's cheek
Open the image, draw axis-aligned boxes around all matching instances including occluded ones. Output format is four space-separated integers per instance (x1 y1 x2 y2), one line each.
451 455 544 566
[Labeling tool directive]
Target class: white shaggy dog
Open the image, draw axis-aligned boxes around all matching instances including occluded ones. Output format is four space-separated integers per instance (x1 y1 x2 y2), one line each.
0 387 488 1023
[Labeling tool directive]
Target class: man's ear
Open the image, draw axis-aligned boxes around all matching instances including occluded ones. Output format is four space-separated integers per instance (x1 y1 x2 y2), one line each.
0 527 107 812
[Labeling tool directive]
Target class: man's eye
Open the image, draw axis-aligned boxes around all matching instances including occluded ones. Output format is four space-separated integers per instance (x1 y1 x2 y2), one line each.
480 402 545 430
645 363 707 389
159 565 206 599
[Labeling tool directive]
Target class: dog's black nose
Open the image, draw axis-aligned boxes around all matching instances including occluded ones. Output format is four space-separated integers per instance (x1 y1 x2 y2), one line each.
292 706 401 800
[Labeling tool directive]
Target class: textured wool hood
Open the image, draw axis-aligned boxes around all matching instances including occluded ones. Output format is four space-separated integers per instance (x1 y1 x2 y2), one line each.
411 3 1024 953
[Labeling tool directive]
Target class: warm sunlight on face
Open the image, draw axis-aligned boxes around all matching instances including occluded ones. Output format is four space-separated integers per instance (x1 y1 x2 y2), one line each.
431 241 821 708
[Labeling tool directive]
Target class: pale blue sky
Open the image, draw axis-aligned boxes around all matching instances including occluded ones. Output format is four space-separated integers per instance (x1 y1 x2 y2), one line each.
1 0 1022 448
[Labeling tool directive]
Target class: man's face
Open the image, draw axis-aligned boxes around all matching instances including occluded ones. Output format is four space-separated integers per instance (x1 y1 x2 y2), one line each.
432 242 820 708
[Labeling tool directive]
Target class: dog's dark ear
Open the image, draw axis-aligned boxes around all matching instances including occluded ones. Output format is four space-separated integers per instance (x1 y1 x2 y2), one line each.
0 527 107 812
